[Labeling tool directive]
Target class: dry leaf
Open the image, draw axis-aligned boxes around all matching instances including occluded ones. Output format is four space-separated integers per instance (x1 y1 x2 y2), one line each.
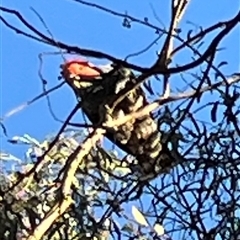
131 205 148 226
154 223 165 235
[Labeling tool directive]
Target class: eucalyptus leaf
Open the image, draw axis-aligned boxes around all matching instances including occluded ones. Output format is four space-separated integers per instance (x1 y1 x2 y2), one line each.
131 206 148 227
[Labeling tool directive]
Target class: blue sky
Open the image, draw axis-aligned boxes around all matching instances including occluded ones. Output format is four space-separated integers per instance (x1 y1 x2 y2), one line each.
1 0 239 238
1 0 239 147
1 0 239 154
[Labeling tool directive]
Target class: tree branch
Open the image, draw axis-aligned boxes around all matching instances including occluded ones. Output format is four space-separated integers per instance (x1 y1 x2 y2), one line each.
1 6 239 76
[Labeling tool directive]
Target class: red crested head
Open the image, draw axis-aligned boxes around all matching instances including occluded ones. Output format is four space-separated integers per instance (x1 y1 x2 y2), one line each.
61 59 103 80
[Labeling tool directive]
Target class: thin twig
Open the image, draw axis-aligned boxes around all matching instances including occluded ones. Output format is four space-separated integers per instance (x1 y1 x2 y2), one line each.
156 0 191 98
1 6 239 75
1 82 65 121
0 6 147 73
105 73 240 129
38 53 63 122
27 128 106 240
71 0 166 33
125 35 162 61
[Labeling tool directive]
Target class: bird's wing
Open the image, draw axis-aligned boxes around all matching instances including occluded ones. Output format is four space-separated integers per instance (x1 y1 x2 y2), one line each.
61 60 175 178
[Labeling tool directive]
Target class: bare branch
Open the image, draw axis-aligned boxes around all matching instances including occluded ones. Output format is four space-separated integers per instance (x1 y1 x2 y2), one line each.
26 196 73 240
125 35 162 61
106 73 240 129
71 0 166 33
1 6 239 76
0 6 147 72
0 82 65 121
156 0 191 97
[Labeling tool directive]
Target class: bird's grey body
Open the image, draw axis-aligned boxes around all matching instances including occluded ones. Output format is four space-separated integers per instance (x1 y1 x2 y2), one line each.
62 63 175 179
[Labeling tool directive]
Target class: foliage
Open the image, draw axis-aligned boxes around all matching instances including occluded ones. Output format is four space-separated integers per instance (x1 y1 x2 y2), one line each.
0 132 168 239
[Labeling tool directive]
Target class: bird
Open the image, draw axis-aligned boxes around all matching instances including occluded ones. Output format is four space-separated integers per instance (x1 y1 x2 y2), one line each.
60 58 175 180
